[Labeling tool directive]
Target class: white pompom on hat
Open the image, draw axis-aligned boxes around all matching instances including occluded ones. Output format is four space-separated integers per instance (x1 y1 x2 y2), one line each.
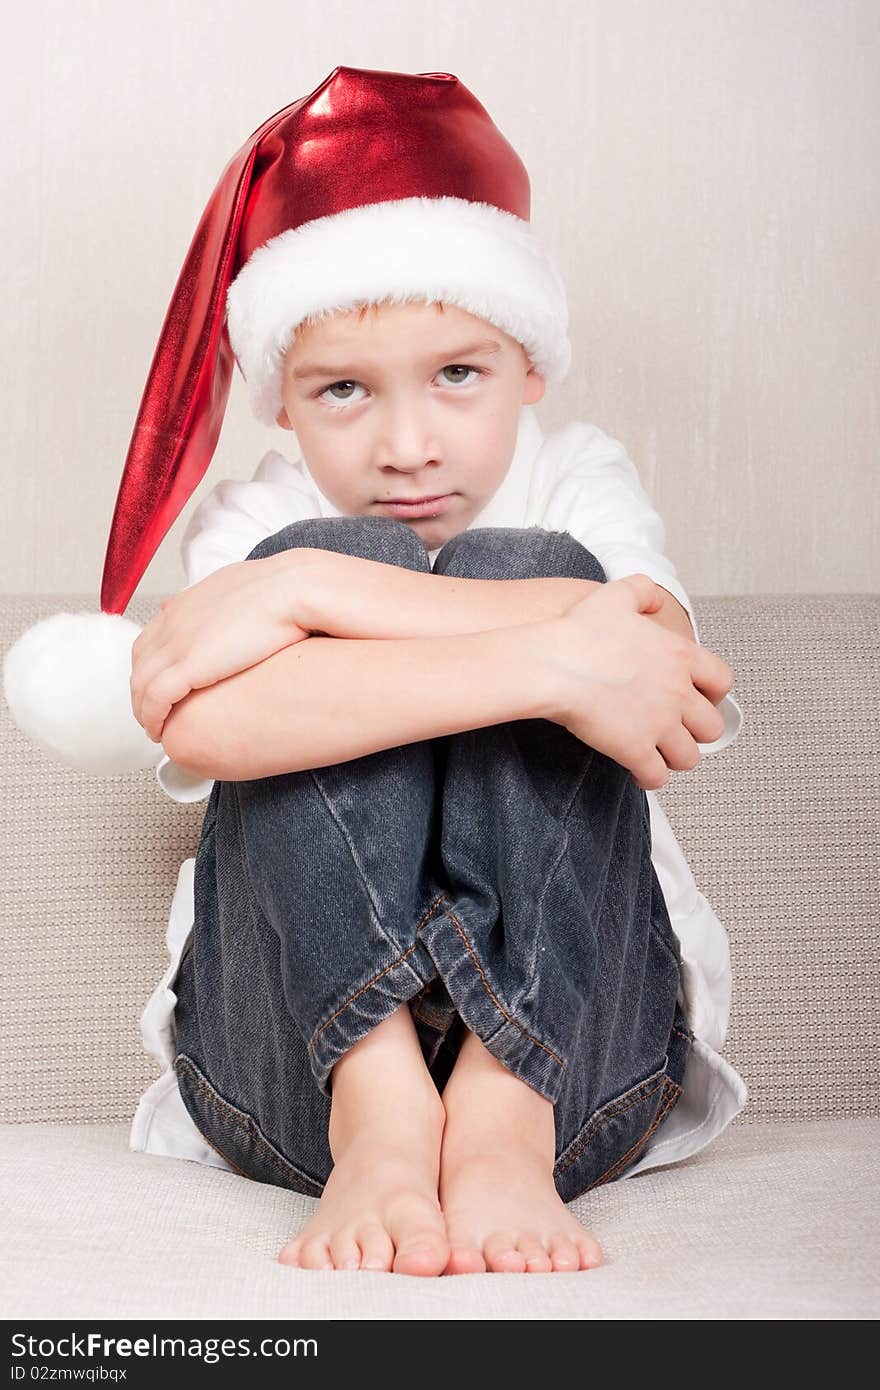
3 611 159 774
3 66 570 777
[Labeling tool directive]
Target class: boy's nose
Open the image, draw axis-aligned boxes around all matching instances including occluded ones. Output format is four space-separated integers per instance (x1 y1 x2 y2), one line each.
373 414 444 470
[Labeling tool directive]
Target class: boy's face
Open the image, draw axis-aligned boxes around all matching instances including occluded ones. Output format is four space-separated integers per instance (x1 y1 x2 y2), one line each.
275 300 546 553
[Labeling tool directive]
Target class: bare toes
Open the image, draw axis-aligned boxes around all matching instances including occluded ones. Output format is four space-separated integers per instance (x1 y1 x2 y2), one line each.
278 1238 301 1267
299 1237 334 1270
358 1224 395 1272
548 1236 581 1271
329 1233 362 1270
392 1229 450 1277
443 1241 487 1275
577 1237 603 1269
484 1232 527 1273
518 1235 553 1272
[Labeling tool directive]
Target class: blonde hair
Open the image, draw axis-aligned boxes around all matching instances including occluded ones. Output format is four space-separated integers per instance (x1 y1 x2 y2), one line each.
289 297 446 344
286 298 533 371
355 298 446 321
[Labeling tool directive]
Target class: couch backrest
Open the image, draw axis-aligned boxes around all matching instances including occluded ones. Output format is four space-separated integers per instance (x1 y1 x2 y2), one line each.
1 593 877 1125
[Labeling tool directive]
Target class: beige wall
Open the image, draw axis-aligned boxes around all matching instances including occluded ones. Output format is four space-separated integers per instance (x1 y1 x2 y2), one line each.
2 0 877 600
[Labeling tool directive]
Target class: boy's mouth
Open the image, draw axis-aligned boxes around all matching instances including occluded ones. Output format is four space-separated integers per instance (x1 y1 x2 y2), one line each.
377 494 455 519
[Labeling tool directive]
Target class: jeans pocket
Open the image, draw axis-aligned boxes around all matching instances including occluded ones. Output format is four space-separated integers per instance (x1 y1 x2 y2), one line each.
173 1053 326 1199
552 1054 686 1203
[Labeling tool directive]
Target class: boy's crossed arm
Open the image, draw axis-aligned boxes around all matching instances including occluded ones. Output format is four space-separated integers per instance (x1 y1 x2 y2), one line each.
161 550 594 779
161 548 707 787
255 549 696 645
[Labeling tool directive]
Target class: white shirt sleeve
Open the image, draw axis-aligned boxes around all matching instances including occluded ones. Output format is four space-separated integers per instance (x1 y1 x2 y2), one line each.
154 450 324 801
155 751 214 803
535 424 744 755
180 449 324 588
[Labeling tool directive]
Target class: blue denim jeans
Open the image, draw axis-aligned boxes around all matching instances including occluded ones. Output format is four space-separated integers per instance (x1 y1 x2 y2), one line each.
172 516 691 1203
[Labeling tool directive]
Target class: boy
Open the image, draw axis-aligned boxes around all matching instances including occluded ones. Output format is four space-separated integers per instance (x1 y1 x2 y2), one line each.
136 291 741 1276
4 68 746 1276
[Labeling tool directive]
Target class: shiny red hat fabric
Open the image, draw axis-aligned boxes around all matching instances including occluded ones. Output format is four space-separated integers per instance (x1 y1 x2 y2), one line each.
101 66 564 615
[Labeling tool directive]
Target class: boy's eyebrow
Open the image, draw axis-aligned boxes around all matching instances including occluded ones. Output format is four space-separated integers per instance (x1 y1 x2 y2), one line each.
289 338 503 381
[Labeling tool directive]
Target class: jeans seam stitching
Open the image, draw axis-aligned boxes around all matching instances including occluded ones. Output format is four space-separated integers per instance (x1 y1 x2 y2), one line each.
305 894 449 1056
174 1053 325 1195
587 1078 683 1189
554 1071 670 1176
443 905 567 1072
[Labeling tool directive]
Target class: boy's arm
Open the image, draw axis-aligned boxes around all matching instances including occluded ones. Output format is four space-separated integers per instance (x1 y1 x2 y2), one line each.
271 549 599 641
240 544 678 647
162 620 560 781
162 553 590 778
162 550 690 780
266 548 689 644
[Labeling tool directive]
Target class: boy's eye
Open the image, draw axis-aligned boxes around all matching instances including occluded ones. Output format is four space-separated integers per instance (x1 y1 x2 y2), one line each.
316 364 484 409
439 364 479 385
320 380 363 404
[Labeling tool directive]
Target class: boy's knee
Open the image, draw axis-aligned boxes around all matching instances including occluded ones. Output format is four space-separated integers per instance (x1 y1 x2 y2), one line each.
433 525 608 584
245 514 431 570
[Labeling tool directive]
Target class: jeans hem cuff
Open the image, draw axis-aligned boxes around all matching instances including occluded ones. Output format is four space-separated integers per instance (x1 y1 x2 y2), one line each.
307 937 439 1097
418 908 570 1105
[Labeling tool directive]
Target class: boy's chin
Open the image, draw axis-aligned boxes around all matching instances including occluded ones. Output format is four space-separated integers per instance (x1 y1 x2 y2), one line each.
375 504 469 553
403 517 446 550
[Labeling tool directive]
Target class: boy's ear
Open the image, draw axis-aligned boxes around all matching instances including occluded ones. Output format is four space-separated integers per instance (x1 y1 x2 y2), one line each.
523 366 546 405
275 405 292 429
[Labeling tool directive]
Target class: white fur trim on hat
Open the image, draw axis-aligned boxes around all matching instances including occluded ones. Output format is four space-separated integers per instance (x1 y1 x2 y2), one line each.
225 195 571 427
3 611 163 776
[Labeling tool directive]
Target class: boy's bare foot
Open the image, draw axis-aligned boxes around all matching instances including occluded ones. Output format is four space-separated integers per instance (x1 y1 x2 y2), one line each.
277 1002 450 1275
438 1026 604 1274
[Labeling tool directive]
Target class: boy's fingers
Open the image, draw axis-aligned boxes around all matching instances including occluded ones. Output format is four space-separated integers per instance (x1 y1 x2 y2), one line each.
656 723 704 773
130 645 172 725
684 687 728 744
139 665 192 742
632 748 672 791
620 573 664 611
691 645 736 702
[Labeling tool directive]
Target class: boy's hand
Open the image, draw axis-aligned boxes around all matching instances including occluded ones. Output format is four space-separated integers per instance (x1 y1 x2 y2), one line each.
129 553 313 743
541 574 736 790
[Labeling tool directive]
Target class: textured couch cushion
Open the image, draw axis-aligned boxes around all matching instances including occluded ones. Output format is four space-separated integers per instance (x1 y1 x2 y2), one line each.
2 593 878 1127
2 1117 877 1318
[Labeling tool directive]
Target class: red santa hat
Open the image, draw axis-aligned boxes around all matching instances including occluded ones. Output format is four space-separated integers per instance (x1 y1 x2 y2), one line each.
2 65 570 776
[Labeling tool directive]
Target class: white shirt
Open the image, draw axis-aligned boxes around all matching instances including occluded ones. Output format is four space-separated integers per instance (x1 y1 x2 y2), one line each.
130 405 748 1179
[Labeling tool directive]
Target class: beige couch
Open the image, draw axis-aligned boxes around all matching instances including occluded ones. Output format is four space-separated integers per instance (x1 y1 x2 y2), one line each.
2 591 878 1319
